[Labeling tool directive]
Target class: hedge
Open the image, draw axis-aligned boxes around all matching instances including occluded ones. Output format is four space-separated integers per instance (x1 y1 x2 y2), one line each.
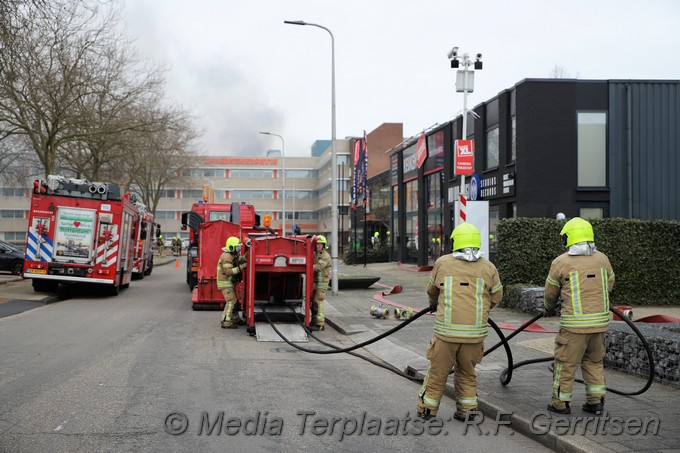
343 245 389 265
496 218 680 306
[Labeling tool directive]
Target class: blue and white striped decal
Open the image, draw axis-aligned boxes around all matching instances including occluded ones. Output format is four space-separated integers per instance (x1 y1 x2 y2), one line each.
26 230 54 262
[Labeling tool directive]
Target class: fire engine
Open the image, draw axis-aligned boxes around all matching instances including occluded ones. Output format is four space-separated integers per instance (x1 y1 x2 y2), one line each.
182 201 315 341
181 201 260 291
131 200 156 280
24 175 138 295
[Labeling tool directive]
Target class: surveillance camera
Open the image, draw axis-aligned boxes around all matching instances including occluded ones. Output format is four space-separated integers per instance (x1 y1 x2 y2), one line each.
447 46 459 59
476 53 482 60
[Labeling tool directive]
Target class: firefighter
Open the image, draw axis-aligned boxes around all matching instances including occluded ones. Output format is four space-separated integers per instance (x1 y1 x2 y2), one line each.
544 217 615 415
172 236 182 257
310 235 331 331
417 222 503 422
218 236 247 329
157 235 164 256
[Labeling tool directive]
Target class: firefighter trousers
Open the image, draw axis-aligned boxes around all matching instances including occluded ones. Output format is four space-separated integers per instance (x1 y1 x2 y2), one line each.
418 336 483 416
220 287 243 327
312 287 326 326
552 329 606 408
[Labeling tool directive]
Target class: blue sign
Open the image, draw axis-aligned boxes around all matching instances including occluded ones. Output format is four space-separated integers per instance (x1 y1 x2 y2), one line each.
468 174 482 201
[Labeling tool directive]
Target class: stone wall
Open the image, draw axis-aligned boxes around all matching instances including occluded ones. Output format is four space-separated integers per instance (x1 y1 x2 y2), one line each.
507 287 680 389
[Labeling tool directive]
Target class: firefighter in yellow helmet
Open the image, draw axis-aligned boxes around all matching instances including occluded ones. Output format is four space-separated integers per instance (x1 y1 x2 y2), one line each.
310 235 331 331
417 222 503 422
218 236 247 329
544 217 615 415
156 235 164 256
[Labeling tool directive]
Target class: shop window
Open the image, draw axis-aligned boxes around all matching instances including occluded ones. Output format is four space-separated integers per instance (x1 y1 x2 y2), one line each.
577 112 607 187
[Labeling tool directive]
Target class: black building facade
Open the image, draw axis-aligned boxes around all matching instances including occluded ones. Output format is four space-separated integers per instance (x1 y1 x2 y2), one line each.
387 79 680 266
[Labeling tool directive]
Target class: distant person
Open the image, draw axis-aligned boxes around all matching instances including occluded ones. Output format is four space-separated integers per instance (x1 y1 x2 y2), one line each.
544 217 615 415
417 222 502 422
156 235 164 255
218 236 247 329
310 235 331 331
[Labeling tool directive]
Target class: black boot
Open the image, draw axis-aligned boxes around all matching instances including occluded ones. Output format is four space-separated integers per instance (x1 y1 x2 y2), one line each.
582 398 604 415
547 402 571 414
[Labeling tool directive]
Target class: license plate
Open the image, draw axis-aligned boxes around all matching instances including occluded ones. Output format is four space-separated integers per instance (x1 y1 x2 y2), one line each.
28 269 47 274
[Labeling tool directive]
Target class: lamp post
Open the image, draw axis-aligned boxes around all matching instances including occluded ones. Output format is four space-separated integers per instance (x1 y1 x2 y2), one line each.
259 131 285 237
285 20 338 295
448 47 482 225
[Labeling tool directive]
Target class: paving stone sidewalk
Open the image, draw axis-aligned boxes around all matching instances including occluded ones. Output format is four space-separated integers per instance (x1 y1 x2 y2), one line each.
327 262 680 453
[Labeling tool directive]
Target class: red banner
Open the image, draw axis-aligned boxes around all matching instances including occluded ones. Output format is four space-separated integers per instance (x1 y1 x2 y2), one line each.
416 132 427 168
454 139 474 175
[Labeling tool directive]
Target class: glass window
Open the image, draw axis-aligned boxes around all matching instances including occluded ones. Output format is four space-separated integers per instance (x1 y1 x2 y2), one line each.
160 189 176 198
0 210 25 218
229 190 273 200
3 231 26 242
578 112 607 187
485 127 499 170
0 188 25 197
155 211 176 220
510 116 516 162
579 207 603 219
181 189 203 199
209 211 230 221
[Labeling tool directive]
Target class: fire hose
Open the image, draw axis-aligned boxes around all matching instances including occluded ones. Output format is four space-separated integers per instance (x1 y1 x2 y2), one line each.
262 305 656 395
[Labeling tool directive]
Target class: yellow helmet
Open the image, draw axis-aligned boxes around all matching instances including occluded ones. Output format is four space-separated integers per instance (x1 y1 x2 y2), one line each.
450 223 481 251
225 236 242 253
316 235 328 248
560 217 594 247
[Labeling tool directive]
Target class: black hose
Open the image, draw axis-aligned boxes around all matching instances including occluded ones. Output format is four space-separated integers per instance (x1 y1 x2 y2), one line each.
261 304 432 355
485 306 656 396
286 308 424 383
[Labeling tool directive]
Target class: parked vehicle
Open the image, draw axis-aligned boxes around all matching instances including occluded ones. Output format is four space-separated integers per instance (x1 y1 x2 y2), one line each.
24 175 139 295
0 240 24 275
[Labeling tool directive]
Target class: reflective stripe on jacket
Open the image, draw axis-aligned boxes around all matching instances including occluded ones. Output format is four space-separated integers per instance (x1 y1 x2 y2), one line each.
314 249 331 290
427 254 503 343
544 251 615 333
216 252 238 290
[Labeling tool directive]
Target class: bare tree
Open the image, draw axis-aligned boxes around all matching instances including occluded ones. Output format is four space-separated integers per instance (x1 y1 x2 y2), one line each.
126 107 201 215
549 65 580 79
0 0 165 178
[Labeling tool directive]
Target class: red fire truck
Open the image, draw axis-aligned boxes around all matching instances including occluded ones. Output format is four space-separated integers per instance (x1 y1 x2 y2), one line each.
131 200 156 280
181 201 262 291
183 201 315 340
24 175 138 295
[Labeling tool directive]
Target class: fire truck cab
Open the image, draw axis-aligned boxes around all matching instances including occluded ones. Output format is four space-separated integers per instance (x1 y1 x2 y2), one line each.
181 201 260 291
24 175 138 295
131 201 155 280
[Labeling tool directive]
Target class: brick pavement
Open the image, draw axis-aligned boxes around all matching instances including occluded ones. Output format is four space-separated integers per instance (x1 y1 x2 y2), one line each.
328 262 680 453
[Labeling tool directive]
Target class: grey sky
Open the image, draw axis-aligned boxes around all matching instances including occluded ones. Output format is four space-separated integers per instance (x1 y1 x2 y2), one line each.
122 0 680 157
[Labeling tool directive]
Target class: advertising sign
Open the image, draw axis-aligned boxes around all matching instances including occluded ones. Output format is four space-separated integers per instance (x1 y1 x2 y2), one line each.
455 139 474 175
416 132 427 168
54 207 96 262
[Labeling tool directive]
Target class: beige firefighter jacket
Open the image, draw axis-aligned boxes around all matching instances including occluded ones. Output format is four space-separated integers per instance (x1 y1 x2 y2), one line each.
427 254 503 343
313 248 331 290
544 250 615 333
216 251 246 290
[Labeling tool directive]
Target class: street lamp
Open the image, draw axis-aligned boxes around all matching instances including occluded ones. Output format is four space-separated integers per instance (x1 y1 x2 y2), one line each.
448 48 482 224
259 131 286 237
285 20 338 295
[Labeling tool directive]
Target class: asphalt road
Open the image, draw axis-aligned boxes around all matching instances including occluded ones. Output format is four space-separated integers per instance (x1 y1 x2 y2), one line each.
0 264 549 452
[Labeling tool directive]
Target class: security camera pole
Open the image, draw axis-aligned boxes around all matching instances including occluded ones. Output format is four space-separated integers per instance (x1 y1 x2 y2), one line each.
448 48 482 224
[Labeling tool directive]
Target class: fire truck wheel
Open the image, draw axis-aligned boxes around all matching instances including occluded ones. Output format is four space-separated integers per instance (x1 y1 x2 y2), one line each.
108 284 120 296
144 260 153 276
32 279 58 293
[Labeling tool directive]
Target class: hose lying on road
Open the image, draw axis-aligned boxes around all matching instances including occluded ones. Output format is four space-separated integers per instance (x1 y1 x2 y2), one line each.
264 304 656 396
